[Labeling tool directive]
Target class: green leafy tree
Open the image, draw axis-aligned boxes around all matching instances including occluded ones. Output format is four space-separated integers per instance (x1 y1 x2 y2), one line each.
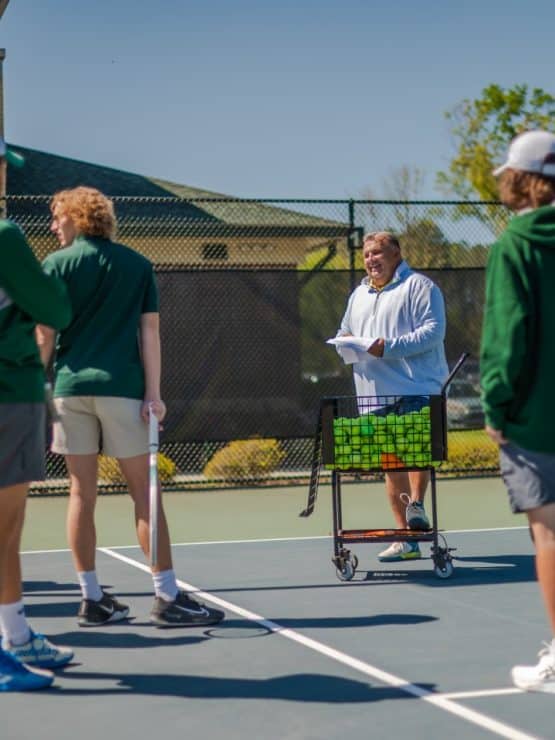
399 218 450 268
437 83 555 234
362 165 428 234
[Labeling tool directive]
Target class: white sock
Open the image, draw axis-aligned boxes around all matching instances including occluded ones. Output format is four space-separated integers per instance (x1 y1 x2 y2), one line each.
77 571 103 602
153 569 178 601
0 601 31 647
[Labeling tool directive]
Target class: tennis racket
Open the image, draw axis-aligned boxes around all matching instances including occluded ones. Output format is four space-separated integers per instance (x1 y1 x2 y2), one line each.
148 404 159 568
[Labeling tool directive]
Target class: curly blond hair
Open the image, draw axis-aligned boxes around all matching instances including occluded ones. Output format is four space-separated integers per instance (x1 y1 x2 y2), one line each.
497 170 555 211
50 186 117 239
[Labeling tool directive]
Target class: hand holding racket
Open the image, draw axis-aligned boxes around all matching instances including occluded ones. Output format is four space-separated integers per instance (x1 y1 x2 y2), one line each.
141 399 166 424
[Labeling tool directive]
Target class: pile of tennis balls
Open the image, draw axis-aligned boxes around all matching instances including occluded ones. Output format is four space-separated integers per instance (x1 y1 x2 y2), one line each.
329 406 436 470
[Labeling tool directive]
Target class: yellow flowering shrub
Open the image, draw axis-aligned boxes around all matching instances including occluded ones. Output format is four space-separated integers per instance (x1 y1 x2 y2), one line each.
203 439 286 480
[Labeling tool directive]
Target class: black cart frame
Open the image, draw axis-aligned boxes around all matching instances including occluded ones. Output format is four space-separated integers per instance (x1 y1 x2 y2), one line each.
300 353 468 581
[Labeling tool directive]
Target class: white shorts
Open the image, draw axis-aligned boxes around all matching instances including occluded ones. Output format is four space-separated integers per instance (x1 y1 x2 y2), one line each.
52 396 148 458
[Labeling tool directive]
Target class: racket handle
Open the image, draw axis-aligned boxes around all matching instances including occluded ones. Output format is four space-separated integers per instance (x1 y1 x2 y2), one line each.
148 404 159 568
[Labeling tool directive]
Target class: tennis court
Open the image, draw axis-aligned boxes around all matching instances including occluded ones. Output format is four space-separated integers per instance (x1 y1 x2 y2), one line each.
3 477 551 740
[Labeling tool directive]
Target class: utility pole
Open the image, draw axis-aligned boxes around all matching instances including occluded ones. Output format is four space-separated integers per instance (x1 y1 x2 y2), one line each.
0 0 10 138
0 0 10 217
0 49 5 217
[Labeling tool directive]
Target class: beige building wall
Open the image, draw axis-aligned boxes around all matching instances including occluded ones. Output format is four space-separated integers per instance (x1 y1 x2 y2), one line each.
29 232 350 269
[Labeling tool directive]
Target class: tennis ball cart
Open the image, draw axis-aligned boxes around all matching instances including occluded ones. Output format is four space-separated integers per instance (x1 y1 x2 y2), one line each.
300 353 469 581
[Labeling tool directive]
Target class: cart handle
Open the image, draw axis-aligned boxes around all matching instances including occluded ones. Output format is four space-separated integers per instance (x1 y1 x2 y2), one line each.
441 352 470 396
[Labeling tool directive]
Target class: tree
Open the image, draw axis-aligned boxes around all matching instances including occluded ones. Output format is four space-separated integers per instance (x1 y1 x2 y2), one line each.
362 165 428 234
437 84 555 233
398 218 450 268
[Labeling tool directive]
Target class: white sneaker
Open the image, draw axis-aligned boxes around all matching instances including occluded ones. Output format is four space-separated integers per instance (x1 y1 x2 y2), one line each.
512 642 555 693
401 493 430 530
378 541 421 562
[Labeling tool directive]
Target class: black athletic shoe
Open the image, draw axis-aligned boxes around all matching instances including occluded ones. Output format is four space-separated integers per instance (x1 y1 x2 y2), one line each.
150 591 225 628
78 591 130 627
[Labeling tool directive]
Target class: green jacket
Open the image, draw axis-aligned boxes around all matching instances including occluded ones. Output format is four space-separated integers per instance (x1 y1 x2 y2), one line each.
480 205 555 453
0 220 71 403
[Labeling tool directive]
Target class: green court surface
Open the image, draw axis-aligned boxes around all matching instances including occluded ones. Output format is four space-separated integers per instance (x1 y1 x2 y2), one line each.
22 475 525 552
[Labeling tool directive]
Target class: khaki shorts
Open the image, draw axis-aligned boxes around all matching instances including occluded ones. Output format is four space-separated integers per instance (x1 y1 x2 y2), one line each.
52 396 148 458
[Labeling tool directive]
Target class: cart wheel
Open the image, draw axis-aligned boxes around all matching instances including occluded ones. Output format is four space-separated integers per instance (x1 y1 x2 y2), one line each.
433 559 454 579
337 560 356 581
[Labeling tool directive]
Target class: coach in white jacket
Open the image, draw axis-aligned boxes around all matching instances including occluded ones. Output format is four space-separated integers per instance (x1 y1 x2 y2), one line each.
338 231 448 562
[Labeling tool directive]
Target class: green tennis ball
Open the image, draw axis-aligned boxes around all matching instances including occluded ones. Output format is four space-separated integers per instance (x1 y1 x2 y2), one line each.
396 437 409 453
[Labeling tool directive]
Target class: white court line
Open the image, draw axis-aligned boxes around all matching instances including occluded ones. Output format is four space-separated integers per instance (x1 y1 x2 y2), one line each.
447 526 527 535
99 546 538 740
22 547 72 555
21 536 330 555
441 689 522 700
22 526 527 555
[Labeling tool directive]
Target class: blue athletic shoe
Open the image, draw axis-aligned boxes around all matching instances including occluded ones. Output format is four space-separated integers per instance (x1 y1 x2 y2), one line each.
3 631 73 669
0 649 53 691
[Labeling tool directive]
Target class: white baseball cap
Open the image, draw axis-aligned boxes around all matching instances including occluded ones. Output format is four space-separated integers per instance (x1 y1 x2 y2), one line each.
493 130 555 177
0 136 25 168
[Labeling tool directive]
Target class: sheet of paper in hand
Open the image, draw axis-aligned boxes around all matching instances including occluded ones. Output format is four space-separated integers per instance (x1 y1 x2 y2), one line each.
326 335 375 365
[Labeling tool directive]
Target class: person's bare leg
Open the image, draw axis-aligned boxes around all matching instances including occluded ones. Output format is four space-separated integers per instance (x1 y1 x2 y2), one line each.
65 455 99 573
0 484 28 604
385 471 410 528
408 469 430 504
117 454 173 572
528 503 555 635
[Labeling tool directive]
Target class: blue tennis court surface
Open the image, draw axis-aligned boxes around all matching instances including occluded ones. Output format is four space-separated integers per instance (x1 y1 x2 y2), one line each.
4 526 552 740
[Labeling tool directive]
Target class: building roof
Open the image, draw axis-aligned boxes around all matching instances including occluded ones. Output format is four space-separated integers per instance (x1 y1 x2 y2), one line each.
6 144 349 237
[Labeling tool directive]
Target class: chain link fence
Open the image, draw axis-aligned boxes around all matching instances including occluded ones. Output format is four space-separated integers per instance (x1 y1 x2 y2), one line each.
7 196 508 494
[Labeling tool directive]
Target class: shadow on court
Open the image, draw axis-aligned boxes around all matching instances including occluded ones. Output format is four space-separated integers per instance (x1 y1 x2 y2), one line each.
214 615 438 630
50 630 207 649
23 580 80 593
354 553 535 587
206 552 535 592
54 670 436 702
23 588 153 619
24 600 82 618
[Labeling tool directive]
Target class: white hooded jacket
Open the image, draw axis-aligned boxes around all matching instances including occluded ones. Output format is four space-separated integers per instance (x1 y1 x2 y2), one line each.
338 260 448 398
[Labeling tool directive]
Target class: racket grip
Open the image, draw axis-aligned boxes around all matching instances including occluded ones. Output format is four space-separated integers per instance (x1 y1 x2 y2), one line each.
148 404 159 568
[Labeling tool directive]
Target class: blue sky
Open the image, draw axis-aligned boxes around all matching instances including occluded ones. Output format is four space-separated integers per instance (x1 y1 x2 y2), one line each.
1 0 553 199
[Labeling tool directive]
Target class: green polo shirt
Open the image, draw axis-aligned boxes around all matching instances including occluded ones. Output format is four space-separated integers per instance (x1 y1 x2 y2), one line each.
0 220 71 403
43 235 159 399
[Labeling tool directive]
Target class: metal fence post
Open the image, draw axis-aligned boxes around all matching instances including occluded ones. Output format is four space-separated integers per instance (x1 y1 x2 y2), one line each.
0 48 6 219
348 199 356 293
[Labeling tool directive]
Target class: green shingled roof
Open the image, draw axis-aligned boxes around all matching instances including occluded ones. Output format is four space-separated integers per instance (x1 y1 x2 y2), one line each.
6 145 349 234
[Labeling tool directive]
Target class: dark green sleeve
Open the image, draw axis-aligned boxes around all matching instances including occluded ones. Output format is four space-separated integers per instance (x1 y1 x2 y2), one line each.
141 266 159 313
480 242 530 431
0 222 72 329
